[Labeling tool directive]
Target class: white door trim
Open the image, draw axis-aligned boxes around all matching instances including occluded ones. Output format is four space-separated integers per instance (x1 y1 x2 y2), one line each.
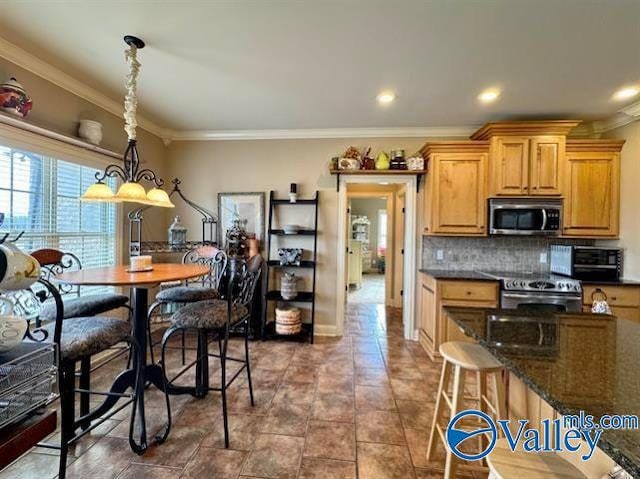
336 175 418 340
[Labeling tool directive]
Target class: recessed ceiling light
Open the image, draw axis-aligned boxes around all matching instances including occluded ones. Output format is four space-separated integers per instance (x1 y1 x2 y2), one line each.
377 92 396 105
478 88 501 104
613 86 639 101
380 182 389 185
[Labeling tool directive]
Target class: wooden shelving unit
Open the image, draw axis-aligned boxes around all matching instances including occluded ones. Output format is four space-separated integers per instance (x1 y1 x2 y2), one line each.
329 169 427 192
261 191 319 343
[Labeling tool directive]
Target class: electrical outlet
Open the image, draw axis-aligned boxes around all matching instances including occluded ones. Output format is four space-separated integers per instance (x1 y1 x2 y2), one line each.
540 252 548 264
436 249 445 261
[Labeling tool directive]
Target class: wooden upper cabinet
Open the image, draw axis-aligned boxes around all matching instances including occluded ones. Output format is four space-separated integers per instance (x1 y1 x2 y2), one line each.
491 136 529 195
529 136 565 196
471 121 579 197
420 142 489 236
563 139 624 238
488 135 565 196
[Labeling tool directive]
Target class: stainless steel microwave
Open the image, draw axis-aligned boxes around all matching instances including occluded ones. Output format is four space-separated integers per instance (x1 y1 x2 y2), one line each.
489 198 562 235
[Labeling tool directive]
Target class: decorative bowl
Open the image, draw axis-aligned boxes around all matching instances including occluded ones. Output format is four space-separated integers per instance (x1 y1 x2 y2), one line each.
282 224 300 234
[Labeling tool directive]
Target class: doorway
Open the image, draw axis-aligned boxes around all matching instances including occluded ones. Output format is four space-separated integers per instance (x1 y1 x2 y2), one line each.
336 177 417 340
347 195 389 304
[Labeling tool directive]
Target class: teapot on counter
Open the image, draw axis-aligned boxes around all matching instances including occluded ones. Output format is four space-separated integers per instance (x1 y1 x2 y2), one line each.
0 241 41 291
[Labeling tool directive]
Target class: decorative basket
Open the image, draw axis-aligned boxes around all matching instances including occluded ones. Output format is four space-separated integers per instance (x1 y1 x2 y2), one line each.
275 307 301 335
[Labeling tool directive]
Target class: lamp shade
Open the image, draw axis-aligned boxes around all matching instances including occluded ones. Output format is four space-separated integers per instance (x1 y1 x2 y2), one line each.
115 182 149 204
146 188 175 208
80 182 117 202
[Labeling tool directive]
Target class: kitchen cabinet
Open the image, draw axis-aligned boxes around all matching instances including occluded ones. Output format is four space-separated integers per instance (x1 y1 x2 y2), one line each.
556 317 616 409
507 373 615 478
488 135 565 196
563 140 624 238
471 121 579 198
418 273 498 359
582 284 640 322
420 141 489 236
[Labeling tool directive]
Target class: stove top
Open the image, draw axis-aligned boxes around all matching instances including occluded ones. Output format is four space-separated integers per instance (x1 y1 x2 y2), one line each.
479 271 582 294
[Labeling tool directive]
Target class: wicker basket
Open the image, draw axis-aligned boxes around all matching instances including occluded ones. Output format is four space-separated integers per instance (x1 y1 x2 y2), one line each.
275 307 301 335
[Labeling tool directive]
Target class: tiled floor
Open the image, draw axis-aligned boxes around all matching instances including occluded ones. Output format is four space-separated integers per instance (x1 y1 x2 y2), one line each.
348 274 385 304
1 303 485 478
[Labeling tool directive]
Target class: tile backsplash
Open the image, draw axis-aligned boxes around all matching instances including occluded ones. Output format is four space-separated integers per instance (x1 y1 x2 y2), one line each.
422 236 594 273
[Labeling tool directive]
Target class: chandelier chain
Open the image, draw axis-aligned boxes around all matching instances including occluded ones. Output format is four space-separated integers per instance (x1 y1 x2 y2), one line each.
124 44 140 141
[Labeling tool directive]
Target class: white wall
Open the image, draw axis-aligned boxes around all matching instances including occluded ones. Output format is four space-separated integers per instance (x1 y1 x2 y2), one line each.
602 119 640 279
166 138 427 331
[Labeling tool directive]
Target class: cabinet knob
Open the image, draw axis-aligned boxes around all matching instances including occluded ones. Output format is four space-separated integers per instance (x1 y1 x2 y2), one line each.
466 291 472 295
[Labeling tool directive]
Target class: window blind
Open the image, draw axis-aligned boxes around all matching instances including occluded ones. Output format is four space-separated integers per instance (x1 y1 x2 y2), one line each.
0 144 118 294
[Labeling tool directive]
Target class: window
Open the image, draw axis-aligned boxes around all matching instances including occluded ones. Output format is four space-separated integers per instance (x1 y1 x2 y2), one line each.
0 144 118 292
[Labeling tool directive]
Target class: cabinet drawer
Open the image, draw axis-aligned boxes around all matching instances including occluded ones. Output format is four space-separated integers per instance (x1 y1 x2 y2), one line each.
440 281 498 302
582 285 640 307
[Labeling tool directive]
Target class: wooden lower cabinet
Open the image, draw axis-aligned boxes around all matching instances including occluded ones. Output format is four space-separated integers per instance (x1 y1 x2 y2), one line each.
507 372 615 478
418 274 498 359
582 284 640 323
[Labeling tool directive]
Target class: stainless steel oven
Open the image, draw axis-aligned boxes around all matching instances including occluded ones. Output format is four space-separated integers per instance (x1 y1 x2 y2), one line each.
481 273 583 313
489 198 562 235
501 290 582 312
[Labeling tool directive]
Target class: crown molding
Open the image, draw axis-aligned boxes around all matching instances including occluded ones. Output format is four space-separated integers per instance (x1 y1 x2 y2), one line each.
0 36 169 140
590 100 640 134
168 126 478 141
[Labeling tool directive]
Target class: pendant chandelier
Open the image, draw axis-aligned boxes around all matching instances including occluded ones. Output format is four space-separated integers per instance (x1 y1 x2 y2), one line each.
81 36 174 208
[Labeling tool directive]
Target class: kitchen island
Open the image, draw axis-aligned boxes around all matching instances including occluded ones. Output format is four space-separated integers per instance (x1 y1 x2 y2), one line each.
445 307 640 478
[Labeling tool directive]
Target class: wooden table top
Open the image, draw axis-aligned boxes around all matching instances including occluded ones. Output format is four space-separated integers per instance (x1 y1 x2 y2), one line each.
54 263 209 287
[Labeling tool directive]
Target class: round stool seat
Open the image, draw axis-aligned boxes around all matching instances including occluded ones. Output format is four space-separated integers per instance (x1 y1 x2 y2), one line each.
487 438 587 479
439 341 502 371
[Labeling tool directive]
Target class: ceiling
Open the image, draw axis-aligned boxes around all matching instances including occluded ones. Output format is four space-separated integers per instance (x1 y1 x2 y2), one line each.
0 0 639 135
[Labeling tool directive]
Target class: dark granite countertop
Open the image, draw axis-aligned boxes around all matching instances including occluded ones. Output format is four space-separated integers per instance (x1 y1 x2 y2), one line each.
421 268 640 286
445 306 640 477
419 269 499 281
581 278 640 285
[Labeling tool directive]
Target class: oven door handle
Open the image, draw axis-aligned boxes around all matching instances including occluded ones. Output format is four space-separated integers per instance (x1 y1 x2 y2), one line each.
501 292 581 301
541 208 548 231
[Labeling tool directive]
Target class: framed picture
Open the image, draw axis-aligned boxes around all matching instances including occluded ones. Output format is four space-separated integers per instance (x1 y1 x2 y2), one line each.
217 192 265 246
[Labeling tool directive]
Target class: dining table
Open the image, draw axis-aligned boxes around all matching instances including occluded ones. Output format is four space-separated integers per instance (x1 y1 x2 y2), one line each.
54 262 209 454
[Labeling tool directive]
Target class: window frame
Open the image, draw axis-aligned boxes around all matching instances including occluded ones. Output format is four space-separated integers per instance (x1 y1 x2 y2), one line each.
0 123 124 268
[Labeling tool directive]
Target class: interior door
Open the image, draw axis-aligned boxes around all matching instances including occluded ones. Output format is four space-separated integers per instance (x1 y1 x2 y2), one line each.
345 202 352 301
392 191 406 308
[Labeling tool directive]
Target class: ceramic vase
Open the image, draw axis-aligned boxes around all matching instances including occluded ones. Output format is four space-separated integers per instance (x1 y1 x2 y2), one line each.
0 297 27 352
0 242 41 291
280 273 298 300
78 120 104 145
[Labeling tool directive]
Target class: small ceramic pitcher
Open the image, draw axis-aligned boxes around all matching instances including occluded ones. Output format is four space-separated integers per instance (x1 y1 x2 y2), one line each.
0 241 41 291
0 297 27 352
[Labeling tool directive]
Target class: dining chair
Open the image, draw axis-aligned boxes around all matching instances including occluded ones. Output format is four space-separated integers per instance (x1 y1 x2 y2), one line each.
31 248 132 426
159 255 262 447
146 245 228 364
32 278 149 479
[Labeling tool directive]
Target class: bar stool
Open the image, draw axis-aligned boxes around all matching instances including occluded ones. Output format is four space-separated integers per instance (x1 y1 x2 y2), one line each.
427 341 506 478
487 438 587 478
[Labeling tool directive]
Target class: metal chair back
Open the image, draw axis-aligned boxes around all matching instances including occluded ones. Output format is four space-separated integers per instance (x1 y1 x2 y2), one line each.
182 245 227 291
228 255 263 310
30 249 82 298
